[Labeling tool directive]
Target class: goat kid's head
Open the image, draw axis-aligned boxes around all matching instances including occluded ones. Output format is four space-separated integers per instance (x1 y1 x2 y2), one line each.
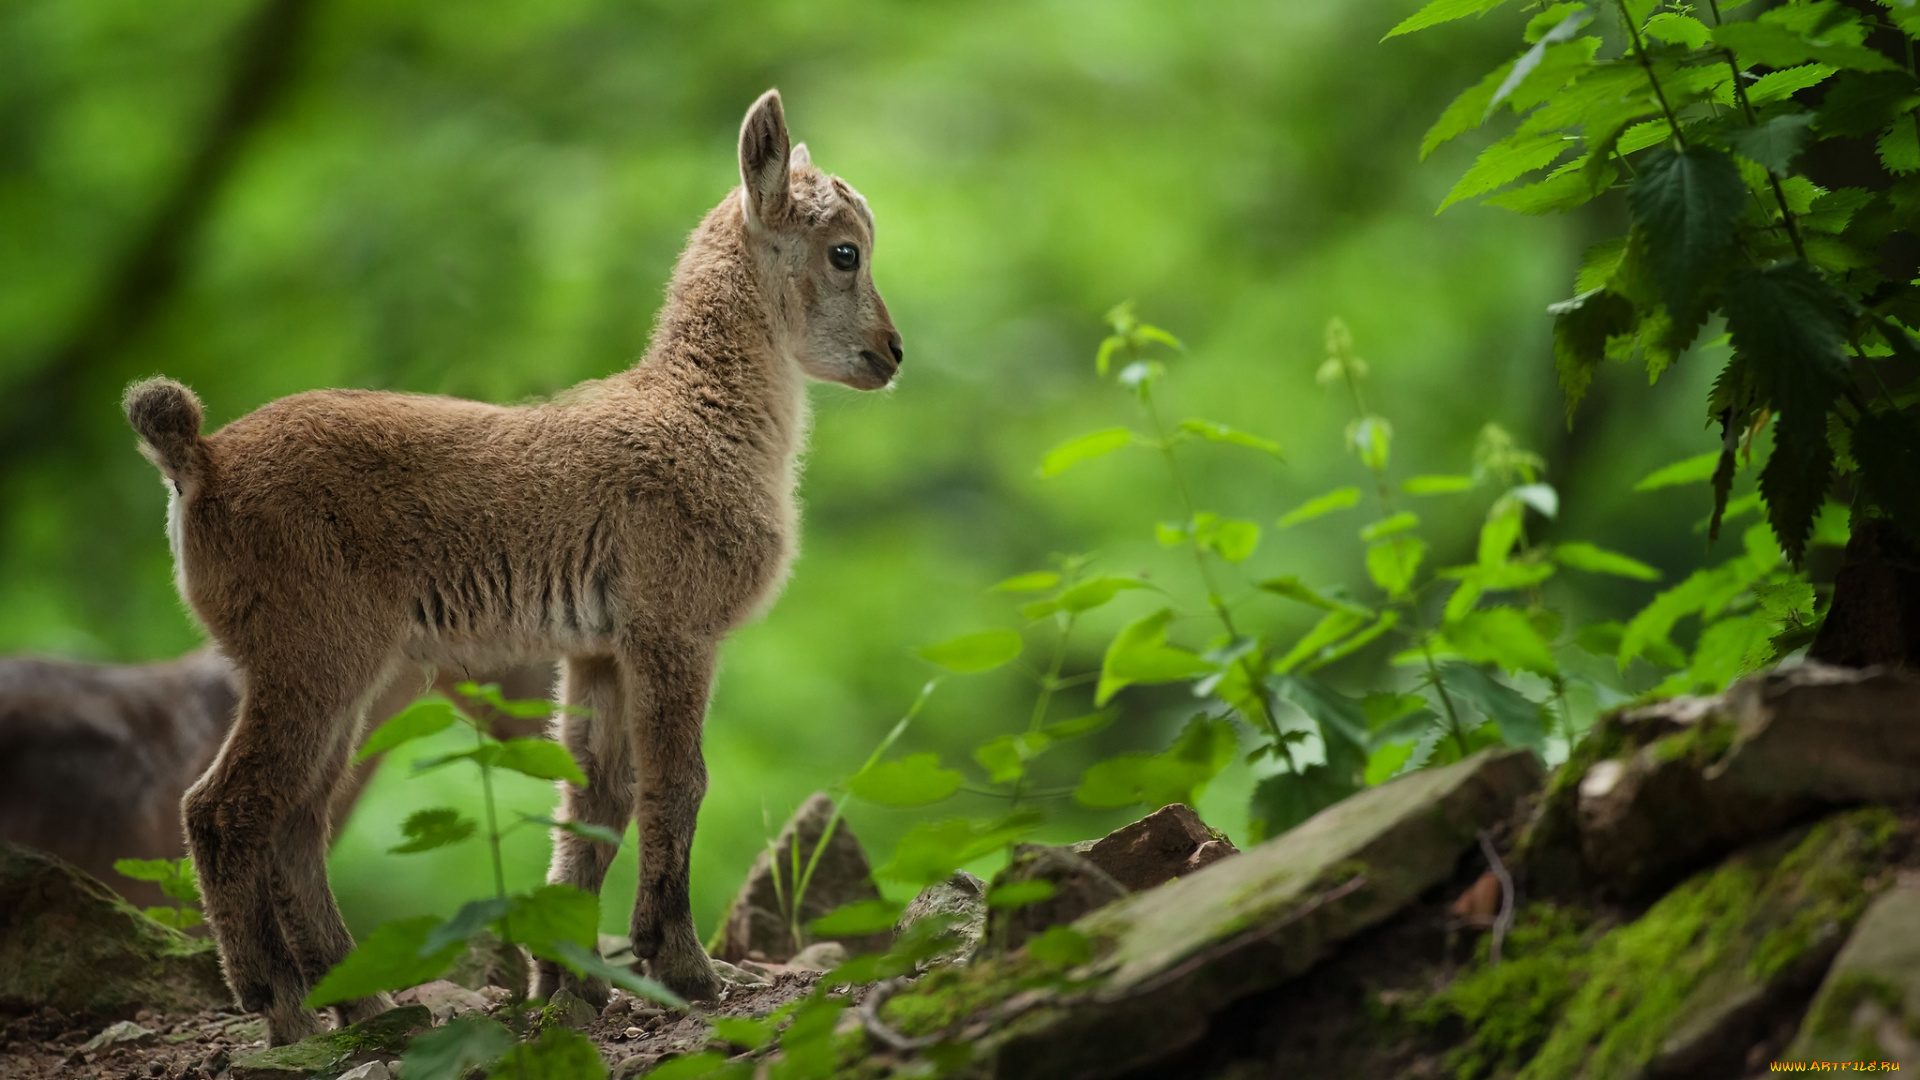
738 89 902 391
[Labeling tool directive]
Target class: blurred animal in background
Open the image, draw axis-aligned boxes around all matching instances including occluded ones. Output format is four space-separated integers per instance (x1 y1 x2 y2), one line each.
0 648 552 911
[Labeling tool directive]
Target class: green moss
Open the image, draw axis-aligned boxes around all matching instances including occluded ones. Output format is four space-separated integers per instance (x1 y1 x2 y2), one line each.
879 944 1082 1038
1411 904 1599 1080
1643 714 1737 770
1803 972 1905 1062
1519 810 1892 1080
228 1005 430 1077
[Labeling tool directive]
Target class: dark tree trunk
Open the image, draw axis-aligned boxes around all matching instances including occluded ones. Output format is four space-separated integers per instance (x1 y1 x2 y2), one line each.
1808 520 1920 668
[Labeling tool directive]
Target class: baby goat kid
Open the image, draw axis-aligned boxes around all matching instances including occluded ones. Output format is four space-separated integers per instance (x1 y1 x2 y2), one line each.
123 91 901 1044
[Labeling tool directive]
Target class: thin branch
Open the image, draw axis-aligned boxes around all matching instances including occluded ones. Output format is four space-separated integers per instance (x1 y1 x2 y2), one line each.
1478 830 1516 967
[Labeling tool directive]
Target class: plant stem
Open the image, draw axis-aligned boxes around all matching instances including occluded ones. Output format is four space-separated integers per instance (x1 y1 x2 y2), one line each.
1617 0 1688 149
1010 613 1077 810
1422 643 1473 757
1703 0 1808 259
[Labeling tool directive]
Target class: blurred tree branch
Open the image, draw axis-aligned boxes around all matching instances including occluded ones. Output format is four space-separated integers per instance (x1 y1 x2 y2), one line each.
0 0 320 467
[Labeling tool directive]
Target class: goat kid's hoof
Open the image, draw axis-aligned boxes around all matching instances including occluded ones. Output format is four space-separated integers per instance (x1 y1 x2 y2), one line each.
264 1007 327 1047
648 952 723 1004
336 991 397 1026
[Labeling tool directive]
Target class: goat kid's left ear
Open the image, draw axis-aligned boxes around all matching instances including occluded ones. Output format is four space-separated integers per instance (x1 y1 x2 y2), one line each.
739 89 791 228
790 142 811 170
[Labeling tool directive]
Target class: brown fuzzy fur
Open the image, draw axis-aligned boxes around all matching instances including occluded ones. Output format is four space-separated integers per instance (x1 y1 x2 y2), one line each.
121 90 899 1044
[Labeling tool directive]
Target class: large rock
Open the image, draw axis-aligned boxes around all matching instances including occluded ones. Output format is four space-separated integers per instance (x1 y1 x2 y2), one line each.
1789 873 1920 1066
873 748 1542 1079
1523 664 1920 899
895 871 987 970
711 792 889 962
0 841 228 1015
1071 803 1238 892
984 846 1126 955
1510 809 1896 1079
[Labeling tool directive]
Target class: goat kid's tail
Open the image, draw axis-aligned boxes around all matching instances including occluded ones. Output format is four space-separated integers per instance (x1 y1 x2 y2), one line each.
123 377 207 495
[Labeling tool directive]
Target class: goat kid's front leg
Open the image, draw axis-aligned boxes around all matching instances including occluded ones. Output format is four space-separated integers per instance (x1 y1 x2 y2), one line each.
628 639 721 1003
532 656 632 1006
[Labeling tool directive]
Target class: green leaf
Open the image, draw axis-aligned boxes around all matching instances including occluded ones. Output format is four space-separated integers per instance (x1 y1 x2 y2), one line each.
1553 542 1661 581
115 857 199 903
1441 132 1572 211
142 906 203 930
489 738 588 786
1202 518 1261 563
1304 610 1401 672
1443 607 1558 676
1365 692 1440 746
521 814 624 849
357 697 461 761
1619 559 1765 669
1728 113 1816 175
548 940 689 1010
1366 536 1429 599
1403 474 1475 495
1628 147 1748 320
1684 612 1780 692
1549 289 1636 421
421 897 512 957
712 1017 778 1052
649 1053 749 1080
1724 260 1850 563
1097 609 1217 705
306 916 463 1007
1040 428 1133 478
972 731 1050 784
1878 119 1920 174
1349 415 1394 472
1053 575 1149 613
1384 0 1515 39
1273 607 1371 674
1485 156 1616 216
991 571 1060 593
1436 662 1548 752
1813 70 1919 138
1423 60 1517 159
1025 925 1093 967
917 629 1023 673
1644 11 1710 50
874 814 1042 886
1487 12 1594 117
1257 575 1366 613
1279 487 1362 527
986 880 1058 910
1747 64 1840 106
771 996 852 1080
1249 765 1358 842
1095 335 1125 377
502 884 598 961
389 807 477 855
486 1026 607 1080
1365 743 1418 786
1712 20 1895 73
1478 500 1525 566
1271 673 1369 775
810 898 905 937
454 682 563 720
848 753 964 807
1075 717 1236 809
1635 451 1720 490
1180 419 1283 457
1360 512 1420 541
401 1015 516 1080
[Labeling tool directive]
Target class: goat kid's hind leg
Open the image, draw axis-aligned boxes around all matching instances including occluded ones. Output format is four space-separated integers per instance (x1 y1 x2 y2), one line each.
186 672 360 1045
628 638 722 1003
532 656 633 1006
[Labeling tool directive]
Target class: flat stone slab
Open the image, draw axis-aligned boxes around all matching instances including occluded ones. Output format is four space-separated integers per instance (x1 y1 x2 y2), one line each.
876 748 1542 1080
1788 873 1920 1067
0 841 227 1015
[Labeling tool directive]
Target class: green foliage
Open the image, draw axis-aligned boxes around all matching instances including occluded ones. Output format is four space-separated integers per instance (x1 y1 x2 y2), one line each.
390 808 478 855
115 856 203 930
488 1027 606 1080
401 1015 517 1080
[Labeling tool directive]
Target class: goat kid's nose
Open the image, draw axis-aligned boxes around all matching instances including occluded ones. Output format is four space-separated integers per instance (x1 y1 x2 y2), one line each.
887 333 904 365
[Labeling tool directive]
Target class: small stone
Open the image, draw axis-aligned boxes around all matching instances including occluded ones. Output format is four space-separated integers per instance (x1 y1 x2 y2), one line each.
710 958 767 986
1073 803 1239 893
712 792 890 962
895 870 987 970
392 979 491 1023
541 988 597 1031
625 1026 645 1039
335 1063 392 1080
82 1020 156 1052
788 941 847 972
1450 872 1501 926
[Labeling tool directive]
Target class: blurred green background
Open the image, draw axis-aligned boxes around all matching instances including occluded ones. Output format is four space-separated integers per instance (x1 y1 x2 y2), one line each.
0 0 1737 939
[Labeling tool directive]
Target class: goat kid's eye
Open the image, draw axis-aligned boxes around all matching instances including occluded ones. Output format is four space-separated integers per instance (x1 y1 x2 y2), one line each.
828 244 860 272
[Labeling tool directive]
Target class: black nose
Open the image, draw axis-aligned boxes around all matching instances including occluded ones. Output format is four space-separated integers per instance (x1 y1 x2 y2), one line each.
887 333 903 365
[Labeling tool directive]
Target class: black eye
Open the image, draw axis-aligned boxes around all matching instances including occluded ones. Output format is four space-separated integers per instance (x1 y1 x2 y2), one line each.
829 243 859 271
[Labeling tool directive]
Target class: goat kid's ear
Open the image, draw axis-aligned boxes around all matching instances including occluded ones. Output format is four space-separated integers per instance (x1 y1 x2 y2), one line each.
739 89 791 228
790 142 811 170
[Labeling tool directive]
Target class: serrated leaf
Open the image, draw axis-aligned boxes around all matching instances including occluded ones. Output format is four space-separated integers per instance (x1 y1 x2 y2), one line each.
991 571 1060 593
358 697 461 761
401 1015 516 1080
1249 765 1358 841
488 1025 608 1080
916 629 1023 673
1813 69 1919 138
1424 61 1517 159
1441 132 1572 211
1713 20 1895 73
849 753 964 807
1435 662 1548 752
1879 119 1920 174
306 916 464 1007
1366 536 1429 598
1746 64 1840 107
1628 146 1748 320
1724 260 1849 563
1728 113 1816 175
503 884 599 963
1279 486 1363 527
1271 672 1370 770
1486 157 1616 215
1549 289 1636 421
809 898 905 937
1554 542 1661 581
1039 428 1133 478
1443 606 1558 676
1487 12 1594 117
421 897 513 957
1644 11 1710 50
1384 0 1515 39
390 807 477 855
1634 451 1720 490
874 814 1042 886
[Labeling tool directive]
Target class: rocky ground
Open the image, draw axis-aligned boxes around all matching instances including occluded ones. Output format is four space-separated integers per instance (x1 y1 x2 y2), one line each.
8 662 1920 1079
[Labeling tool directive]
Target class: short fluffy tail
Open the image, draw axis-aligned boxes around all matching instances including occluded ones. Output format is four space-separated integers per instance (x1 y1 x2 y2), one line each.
123 377 206 494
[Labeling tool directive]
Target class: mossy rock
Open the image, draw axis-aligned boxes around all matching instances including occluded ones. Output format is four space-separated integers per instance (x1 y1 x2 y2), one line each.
1466 808 1897 1080
872 748 1543 1080
0 841 228 1016
1789 876 1920 1066
229 1004 429 1079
